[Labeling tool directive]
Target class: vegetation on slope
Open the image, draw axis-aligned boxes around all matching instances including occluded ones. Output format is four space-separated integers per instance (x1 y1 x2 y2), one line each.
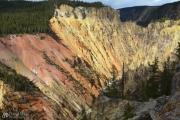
0 0 105 36
0 61 66 119
101 43 179 119
120 1 180 27
104 42 180 101
0 61 40 92
135 57 174 100
0 61 40 118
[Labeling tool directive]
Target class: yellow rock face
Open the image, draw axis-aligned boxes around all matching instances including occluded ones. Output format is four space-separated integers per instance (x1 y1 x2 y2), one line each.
51 5 180 80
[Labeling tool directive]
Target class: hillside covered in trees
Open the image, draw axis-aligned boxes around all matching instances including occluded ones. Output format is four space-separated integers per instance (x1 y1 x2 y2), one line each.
0 0 105 36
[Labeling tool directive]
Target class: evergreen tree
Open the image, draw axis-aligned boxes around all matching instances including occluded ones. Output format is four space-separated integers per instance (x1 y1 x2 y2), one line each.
146 57 160 98
103 65 121 98
159 57 173 95
0 1 106 36
121 62 125 98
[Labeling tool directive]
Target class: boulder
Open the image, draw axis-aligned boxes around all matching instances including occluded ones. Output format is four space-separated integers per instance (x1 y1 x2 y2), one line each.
155 92 180 120
154 95 170 112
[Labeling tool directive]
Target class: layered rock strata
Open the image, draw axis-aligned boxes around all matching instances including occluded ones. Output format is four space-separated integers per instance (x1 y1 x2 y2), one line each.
51 5 180 84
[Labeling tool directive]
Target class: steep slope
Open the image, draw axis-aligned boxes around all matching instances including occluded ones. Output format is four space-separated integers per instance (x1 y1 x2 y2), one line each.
51 5 121 79
0 34 101 120
119 1 180 26
51 5 180 84
120 6 157 26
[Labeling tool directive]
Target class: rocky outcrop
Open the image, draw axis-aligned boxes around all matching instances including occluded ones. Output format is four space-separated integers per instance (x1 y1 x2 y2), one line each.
172 72 180 95
154 92 180 120
88 95 156 120
89 92 180 120
154 95 170 112
150 71 180 119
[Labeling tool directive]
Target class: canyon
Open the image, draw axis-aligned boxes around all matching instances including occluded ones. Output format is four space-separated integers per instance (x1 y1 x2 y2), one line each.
51 4 180 93
0 1 180 120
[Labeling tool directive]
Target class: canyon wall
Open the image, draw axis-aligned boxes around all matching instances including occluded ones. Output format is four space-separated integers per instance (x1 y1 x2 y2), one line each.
0 34 101 119
51 5 180 80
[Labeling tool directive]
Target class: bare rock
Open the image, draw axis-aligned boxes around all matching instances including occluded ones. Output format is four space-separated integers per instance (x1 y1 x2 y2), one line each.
131 111 152 120
51 4 180 90
171 72 180 95
155 92 180 120
154 95 170 112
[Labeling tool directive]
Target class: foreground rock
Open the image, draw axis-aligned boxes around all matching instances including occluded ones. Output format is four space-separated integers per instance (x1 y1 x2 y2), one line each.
88 95 156 120
171 72 180 95
89 92 180 120
154 92 180 120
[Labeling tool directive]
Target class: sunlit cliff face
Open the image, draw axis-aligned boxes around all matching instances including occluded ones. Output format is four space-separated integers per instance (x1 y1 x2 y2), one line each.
51 5 180 77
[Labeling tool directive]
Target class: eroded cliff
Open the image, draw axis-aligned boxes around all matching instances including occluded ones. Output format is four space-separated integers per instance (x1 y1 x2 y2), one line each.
0 34 101 119
50 5 180 87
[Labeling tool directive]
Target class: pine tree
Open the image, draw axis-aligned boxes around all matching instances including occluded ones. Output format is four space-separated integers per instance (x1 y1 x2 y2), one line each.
121 62 125 98
159 57 173 95
104 65 121 98
146 57 160 98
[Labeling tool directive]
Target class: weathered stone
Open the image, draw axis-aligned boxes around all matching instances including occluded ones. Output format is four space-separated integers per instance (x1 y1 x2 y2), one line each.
175 64 180 73
154 95 170 112
155 92 180 120
89 95 156 120
171 72 180 95
131 111 152 120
